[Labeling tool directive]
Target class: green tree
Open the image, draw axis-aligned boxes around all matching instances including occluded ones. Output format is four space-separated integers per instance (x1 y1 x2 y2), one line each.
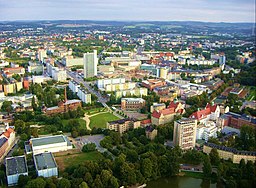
82 143 96 152
209 148 220 166
57 178 71 188
203 156 212 178
141 158 153 179
26 177 46 188
79 182 89 188
92 175 103 188
1 101 13 113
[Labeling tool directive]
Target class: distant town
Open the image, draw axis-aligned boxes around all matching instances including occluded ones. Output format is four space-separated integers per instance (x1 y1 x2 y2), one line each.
0 20 255 188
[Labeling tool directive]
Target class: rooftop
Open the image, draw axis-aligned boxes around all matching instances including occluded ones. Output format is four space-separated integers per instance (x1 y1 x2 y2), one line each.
6 156 28 176
34 152 57 171
31 135 70 147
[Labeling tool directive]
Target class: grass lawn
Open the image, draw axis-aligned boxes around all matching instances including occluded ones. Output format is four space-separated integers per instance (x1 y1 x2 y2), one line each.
55 151 104 171
62 118 87 129
182 171 204 179
89 112 120 129
84 107 106 115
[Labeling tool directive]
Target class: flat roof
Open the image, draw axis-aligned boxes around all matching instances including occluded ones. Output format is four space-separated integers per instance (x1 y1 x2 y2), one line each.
34 152 57 170
6 156 28 176
31 135 67 147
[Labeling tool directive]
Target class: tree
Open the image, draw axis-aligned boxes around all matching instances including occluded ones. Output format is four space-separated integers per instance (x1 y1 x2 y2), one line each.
92 175 103 188
239 125 256 151
57 178 71 188
79 182 89 188
84 172 93 186
209 148 220 166
141 158 153 179
26 177 46 188
100 170 112 187
82 143 96 152
203 156 212 178
32 96 37 111
1 101 13 113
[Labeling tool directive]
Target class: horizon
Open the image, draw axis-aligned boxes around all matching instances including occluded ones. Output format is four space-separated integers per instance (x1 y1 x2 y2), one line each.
0 0 255 23
0 19 255 24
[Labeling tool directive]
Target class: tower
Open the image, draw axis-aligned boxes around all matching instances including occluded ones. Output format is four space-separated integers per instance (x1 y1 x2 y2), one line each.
83 50 98 78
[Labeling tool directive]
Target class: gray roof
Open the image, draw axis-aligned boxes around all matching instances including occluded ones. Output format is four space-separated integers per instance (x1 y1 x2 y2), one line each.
6 156 28 176
34 152 57 171
31 135 67 147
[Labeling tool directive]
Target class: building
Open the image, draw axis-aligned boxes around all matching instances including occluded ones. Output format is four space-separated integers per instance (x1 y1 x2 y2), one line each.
28 62 44 74
105 82 136 92
173 118 197 150
68 80 80 93
77 87 91 104
115 87 148 99
62 56 83 67
29 135 72 154
218 112 256 129
6 156 28 186
34 152 58 178
38 49 47 62
203 142 256 164
121 98 146 111
190 103 220 124
52 68 67 82
98 65 115 75
44 88 82 115
96 78 125 89
3 67 25 75
145 126 158 140
83 50 98 78
196 121 218 141
151 101 185 126
141 79 166 91
150 103 166 113
107 119 141 134
0 137 8 159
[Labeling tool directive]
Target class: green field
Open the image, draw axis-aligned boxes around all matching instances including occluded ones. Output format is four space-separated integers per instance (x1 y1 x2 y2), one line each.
84 107 106 115
55 151 104 171
89 112 120 128
246 86 256 101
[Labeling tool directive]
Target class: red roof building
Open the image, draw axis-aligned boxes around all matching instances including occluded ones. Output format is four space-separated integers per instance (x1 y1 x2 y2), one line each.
151 101 185 126
190 103 220 123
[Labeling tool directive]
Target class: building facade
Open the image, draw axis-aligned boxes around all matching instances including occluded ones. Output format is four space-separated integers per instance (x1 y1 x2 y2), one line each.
121 98 146 111
173 118 197 150
83 50 98 78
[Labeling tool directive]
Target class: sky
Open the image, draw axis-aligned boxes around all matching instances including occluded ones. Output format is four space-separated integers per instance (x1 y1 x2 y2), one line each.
0 0 255 22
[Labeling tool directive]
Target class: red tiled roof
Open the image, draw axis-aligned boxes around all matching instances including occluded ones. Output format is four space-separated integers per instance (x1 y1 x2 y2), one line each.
3 128 14 138
152 108 175 119
190 104 218 120
141 119 151 124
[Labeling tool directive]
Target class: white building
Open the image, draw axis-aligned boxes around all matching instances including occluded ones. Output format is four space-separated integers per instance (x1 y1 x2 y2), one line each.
38 49 47 62
30 135 72 155
32 75 52 84
187 59 216 66
28 62 44 74
6 156 28 186
77 87 91 104
68 80 80 93
62 56 83 67
196 121 218 141
34 152 58 178
96 78 125 89
52 68 67 82
83 50 98 78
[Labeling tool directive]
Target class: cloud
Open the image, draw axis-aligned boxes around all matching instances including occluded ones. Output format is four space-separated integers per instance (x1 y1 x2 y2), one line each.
0 0 255 22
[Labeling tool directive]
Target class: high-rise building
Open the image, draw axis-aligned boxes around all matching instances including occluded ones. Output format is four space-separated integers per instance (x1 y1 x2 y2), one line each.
173 118 197 150
83 50 98 78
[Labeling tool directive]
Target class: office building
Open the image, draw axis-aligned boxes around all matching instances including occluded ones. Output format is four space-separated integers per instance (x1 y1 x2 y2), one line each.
173 118 197 150
77 87 91 104
6 156 28 186
96 78 125 89
121 98 146 111
34 152 58 178
83 50 98 78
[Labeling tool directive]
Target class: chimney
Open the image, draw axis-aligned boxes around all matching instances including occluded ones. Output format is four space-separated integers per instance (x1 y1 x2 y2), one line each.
64 87 67 102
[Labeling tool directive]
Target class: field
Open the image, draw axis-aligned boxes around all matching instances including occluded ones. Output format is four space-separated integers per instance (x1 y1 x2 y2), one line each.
54 151 104 171
89 112 120 129
84 107 107 115
246 86 256 101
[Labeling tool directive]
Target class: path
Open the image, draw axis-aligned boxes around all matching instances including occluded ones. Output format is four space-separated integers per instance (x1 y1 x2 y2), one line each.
82 111 110 131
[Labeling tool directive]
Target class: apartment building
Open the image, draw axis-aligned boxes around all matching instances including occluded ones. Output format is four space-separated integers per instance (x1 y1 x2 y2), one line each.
173 118 197 150
107 119 141 134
